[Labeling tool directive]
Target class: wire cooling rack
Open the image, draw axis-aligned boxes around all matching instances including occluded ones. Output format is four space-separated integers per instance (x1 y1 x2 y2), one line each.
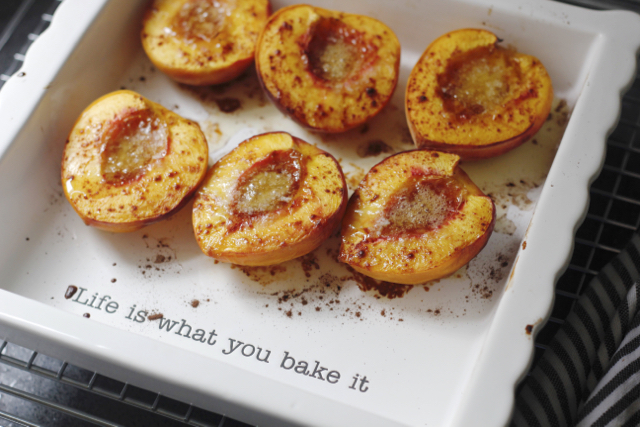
530 0 640 369
0 0 639 426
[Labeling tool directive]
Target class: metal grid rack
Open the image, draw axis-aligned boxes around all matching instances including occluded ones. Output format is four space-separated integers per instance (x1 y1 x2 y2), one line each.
0 0 639 426
530 0 640 369
0 341 240 427
0 0 58 86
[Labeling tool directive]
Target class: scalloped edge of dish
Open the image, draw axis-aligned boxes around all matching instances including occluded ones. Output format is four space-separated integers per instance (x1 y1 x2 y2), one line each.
0 1 639 426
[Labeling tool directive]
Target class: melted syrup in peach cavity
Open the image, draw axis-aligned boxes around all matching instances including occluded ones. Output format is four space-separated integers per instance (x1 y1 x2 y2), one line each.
438 45 520 119
376 178 464 236
306 18 371 82
100 109 168 185
171 0 233 43
232 149 303 216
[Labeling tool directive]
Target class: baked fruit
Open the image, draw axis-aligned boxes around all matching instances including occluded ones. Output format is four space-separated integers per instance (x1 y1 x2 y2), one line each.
339 150 495 285
193 132 347 265
406 28 553 160
141 0 271 85
255 5 401 133
61 90 208 232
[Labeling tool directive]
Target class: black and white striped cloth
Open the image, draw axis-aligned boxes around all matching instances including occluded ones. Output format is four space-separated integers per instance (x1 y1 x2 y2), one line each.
513 233 640 427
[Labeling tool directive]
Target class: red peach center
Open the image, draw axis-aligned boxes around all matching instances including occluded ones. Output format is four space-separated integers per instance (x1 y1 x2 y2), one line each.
100 109 168 186
231 149 304 218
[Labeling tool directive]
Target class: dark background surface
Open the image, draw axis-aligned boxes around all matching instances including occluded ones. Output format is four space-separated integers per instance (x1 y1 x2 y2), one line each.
0 0 639 426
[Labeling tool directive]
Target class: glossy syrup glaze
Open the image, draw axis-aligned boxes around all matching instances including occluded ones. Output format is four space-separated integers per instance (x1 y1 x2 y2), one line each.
377 177 465 237
438 45 522 121
228 148 304 231
305 17 371 82
172 0 233 44
100 108 168 186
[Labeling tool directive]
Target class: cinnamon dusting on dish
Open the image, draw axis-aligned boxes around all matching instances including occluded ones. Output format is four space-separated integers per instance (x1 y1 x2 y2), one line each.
215 97 242 113
345 266 412 299
356 140 394 158
231 264 288 285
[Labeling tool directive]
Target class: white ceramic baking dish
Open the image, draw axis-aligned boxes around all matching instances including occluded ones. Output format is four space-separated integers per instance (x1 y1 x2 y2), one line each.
0 0 639 425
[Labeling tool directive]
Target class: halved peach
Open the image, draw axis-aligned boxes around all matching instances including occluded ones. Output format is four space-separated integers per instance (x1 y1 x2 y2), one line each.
255 5 400 133
141 0 271 85
61 90 208 232
339 150 495 284
406 28 553 160
193 132 347 265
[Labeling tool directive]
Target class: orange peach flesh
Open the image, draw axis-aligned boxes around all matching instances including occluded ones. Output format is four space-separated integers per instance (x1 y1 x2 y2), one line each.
255 5 400 132
339 151 495 284
193 132 347 266
431 44 542 160
438 45 518 121
62 91 208 232
141 0 271 85
406 29 553 160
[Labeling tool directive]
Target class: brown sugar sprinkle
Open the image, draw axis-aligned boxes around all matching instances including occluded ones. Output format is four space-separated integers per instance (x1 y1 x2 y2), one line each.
215 97 241 113
251 253 412 321
83 313 90 318
299 252 320 278
269 274 342 306
356 140 394 158
190 299 200 308
346 266 412 299
525 324 534 334
471 283 494 299
148 313 164 321
65 285 78 299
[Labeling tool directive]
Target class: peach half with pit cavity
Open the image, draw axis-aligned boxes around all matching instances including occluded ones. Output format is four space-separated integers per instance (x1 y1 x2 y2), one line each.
255 4 400 132
339 150 495 284
406 28 553 160
61 90 208 232
193 132 347 265
142 0 271 85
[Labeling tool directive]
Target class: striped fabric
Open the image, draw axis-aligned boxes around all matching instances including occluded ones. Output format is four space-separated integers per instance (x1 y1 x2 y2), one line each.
512 234 640 427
